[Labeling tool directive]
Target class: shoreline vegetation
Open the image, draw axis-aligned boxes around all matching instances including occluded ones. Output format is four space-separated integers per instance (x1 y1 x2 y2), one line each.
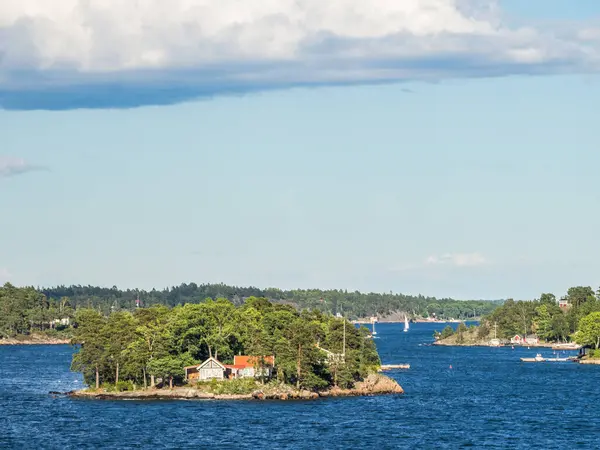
67 296 402 400
0 333 71 345
62 373 403 401
432 287 600 361
1 281 500 350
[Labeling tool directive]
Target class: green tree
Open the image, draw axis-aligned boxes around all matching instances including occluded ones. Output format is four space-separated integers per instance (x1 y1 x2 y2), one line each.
566 286 595 308
440 325 454 339
71 309 108 389
147 354 194 389
456 323 467 343
533 304 552 340
574 312 600 349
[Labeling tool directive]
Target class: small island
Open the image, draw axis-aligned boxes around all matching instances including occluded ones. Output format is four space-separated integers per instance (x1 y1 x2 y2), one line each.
432 286 600 364
66 297 403 400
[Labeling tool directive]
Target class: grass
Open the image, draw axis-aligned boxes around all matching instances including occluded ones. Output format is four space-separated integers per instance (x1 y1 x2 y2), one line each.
196 378 259 395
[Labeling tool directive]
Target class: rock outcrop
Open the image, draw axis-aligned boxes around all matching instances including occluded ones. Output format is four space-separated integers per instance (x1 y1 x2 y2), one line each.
0 335 71 345
66 374 404 401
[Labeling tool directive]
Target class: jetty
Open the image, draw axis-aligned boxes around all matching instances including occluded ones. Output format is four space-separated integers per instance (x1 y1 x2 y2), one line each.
379 364 410 371
520 353 577 363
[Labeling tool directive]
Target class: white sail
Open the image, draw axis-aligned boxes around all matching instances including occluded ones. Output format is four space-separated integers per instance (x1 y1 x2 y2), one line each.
403 316 409 332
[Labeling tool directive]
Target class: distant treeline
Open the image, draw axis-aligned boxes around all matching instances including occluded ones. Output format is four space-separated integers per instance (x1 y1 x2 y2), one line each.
0 284 74 338
38 283 502 320
1 282 502 338
435 287 600 353
71 298 380 391
479 287 600 346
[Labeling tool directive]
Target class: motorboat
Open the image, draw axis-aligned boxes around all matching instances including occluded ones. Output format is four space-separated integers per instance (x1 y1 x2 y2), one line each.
520 353 545 362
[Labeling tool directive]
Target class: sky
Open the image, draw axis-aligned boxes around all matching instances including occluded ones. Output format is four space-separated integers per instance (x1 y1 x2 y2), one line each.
1 0 600 300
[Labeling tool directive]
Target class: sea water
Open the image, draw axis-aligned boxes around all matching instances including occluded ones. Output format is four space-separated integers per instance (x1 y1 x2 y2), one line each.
1 323 599 449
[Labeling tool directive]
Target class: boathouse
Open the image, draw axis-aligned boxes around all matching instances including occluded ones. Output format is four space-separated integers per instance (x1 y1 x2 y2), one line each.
510 335 523 345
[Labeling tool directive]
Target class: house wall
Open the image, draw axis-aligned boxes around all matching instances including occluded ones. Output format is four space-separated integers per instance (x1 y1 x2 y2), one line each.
238 367 272 378
199 368 224 380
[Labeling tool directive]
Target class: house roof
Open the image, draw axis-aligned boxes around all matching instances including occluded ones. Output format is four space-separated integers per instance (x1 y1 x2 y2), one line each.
198 357 226 370
224 364 247 370
233 355 275 367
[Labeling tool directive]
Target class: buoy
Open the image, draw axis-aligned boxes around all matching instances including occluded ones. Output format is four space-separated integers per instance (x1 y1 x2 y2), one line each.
449 365 453 369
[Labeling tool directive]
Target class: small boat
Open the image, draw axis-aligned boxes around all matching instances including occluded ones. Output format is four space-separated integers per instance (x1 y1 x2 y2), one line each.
403 316 409 333
379 364 410 371
520 353 545 362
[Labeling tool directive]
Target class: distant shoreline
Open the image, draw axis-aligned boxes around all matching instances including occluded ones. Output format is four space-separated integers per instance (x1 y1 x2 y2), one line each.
433 341 556 348
0 336 71 346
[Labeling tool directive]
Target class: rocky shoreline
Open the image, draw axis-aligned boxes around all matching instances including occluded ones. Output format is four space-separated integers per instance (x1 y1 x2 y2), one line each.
62 373 403 401
0 336 71 346
577 359 600 365
433 340 555 348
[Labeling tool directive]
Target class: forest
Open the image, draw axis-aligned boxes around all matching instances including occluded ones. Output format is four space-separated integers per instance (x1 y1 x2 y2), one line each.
38 282 500 319
0 283 74 338
70 297 381 391
1 282 501 339
437 286 600 351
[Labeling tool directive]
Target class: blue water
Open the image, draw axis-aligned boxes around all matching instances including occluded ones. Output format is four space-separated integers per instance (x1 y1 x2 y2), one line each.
2 323 599 449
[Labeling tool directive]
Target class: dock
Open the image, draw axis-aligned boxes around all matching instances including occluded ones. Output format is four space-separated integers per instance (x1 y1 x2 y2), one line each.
379 364 410 371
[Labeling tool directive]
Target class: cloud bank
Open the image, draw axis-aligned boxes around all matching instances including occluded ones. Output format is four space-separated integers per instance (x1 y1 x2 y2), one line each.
0 156 45 177
0 0 599 110
392 252 488 272
425 252 487 267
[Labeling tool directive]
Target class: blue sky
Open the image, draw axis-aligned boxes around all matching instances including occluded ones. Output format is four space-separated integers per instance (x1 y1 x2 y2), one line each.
1 1 600 300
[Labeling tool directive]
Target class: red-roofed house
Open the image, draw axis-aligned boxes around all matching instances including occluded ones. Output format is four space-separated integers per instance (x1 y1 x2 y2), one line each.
510 335 523 345
226 355 275 379
184 355 275 382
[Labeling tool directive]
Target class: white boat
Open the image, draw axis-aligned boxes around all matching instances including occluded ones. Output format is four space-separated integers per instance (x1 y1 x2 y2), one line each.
403 316 409 333
372 319 377 336
520 353 545 362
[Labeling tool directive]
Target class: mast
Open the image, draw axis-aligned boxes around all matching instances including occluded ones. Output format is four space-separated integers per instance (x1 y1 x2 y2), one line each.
343 317 346 358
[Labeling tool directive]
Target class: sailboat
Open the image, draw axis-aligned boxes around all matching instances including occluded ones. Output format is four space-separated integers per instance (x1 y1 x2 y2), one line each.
403 316 409 333
372 319 377 336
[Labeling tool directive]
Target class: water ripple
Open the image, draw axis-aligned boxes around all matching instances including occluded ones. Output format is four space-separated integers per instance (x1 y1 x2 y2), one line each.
2 327 600 449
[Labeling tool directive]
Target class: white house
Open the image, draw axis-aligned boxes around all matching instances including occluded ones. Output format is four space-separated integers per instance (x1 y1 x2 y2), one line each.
186 357 226 381
524 335 539 345
184 355 275 382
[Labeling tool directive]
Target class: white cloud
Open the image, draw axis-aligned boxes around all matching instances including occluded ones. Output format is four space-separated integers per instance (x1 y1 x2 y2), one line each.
425 252 487 267
0 1 598 109
391 252 488 272
0 156 44 177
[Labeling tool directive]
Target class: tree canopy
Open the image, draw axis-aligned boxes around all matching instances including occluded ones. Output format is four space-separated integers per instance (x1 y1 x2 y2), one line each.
471 287 600 344
38 282 500 319
70 297 380 391
0 282 502 339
